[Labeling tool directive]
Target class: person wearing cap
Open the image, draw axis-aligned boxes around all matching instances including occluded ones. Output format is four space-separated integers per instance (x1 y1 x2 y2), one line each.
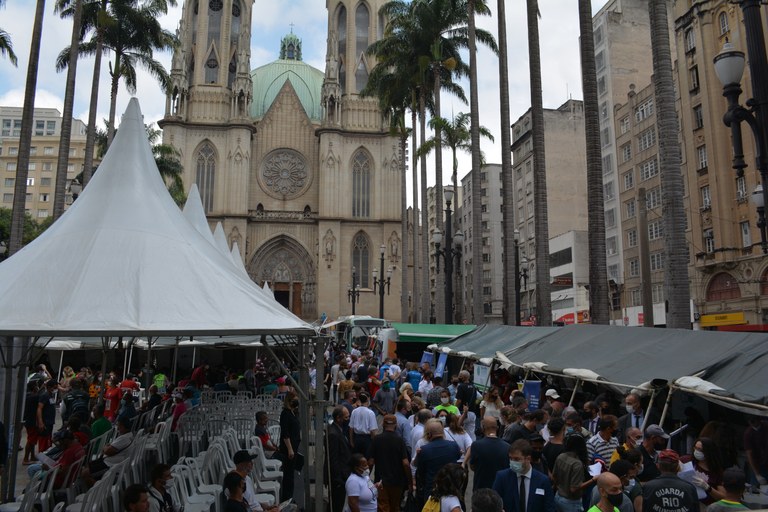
372 379 398 417
545 389 563 408
587 416 620 467
231 450 280 512
637 425 669 483
641 449 697 512
368 414 413 512
36 379 58 451
706 467 749 512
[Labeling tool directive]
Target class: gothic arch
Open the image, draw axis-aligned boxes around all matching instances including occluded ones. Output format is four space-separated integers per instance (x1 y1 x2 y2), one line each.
193 140 217 213
352 230 372 288
351 147 373 218
247 235 316 319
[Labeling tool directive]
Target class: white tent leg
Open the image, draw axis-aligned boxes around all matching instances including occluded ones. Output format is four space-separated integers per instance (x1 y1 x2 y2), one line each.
57 351 64 382
568 379 581 408
123 347 129 380
191 347 196 370
127 346 134 376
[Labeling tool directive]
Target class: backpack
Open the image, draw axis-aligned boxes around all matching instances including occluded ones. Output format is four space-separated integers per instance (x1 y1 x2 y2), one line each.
422 497 440 512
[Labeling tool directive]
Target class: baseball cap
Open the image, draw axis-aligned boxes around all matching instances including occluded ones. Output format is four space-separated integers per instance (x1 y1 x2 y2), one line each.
658 449 679 463
382 414 397 426
644 424 669 439
233 450 258 464
545 389 560 399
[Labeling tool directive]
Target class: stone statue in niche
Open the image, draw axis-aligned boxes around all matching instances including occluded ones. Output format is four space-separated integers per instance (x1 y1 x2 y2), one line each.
228 226 243 250
323 229 336 267
388 231 400 263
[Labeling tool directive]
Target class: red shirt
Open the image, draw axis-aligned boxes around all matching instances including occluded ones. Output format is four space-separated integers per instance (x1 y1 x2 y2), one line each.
104 387 121 421
120 379 140 392
191 366 207 388
55 442 85 488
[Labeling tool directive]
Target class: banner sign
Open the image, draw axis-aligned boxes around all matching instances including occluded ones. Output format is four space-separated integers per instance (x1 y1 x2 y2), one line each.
434 353 448 378
474 363 491 391
523 380 542 410
420 351 434 369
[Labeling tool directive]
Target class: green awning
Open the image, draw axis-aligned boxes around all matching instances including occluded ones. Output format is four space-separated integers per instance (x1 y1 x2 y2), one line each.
391 323 476 343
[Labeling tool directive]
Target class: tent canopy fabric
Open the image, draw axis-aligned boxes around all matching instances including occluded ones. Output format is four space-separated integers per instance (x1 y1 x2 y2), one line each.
438 324 768 407
436 324 558 359
391 323 475 343
0 99 314 337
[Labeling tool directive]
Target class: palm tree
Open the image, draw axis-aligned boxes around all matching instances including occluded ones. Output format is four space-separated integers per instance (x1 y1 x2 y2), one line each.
146 124 185 206
52 0 84 220
0 0 17 65
648 0 690 328
8 0 46 256
526 0 551 326
578 0 609 324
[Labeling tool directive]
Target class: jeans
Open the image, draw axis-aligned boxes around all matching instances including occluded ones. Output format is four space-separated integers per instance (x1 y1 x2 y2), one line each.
555 494 584 512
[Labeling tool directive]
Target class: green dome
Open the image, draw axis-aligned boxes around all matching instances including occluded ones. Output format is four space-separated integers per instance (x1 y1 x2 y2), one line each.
250 33 324 121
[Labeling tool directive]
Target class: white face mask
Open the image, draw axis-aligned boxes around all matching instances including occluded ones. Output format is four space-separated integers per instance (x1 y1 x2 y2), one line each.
625 404 635 414
693 449 705 461
361 469 370 478
441 397 450 404
628 479 636 488
439 416 447 425
165 479 174 491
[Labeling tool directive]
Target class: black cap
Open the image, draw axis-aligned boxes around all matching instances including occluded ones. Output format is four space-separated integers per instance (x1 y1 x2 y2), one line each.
233 450 257 464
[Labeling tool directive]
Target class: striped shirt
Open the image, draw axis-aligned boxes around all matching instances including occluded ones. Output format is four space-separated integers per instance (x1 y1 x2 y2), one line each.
587 433 619 465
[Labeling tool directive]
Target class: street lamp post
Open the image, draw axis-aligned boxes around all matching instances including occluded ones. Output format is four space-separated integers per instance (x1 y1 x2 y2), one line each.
372 244 391 319
514 230 521 326
714 3 768 253
433 189 464 324
348 266 361 315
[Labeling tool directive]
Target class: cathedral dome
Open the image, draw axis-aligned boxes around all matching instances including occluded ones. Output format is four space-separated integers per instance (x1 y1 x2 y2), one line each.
250 32 324 121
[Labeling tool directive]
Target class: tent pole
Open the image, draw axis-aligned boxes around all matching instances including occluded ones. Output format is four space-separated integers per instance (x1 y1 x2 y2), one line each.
172 338 180 384
262 344 308 402
57 350 64 382
127 344 134 378
0 337 14 502
313 336 327 512
640 387 660 433
191 348 196 371
5 336 30 502
658 388 675 430
568 379 581 408
298 337 311 509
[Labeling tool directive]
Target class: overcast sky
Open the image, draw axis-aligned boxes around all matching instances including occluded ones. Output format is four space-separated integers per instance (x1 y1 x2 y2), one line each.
0 0 611 197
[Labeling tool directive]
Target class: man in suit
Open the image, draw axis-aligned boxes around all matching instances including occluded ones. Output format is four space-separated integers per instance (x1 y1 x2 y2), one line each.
617 393 659 443
493 439 555 512
326 406 352 512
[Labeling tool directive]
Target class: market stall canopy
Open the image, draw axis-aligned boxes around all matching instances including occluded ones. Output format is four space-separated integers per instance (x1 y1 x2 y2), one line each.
390 323 475 344
0 98 314 337
435 324 559 360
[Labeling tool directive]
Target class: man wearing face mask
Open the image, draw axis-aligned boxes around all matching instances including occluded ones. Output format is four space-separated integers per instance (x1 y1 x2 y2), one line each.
642 450 697 512
587 416 620 466
588 460 634 512
147 463 180 512
617 394 659 444
588 473 625 512
637 425 669 483
373 379 398 417
492 439 555 512
583 402 601 436
609 428 642 466
505 409 548 444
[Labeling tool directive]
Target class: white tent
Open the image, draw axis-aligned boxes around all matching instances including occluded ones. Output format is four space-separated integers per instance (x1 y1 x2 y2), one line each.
0 98 314 337
182 183 216 245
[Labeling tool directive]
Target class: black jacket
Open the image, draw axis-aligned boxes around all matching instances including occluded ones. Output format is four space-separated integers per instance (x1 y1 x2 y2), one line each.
326 422 352 486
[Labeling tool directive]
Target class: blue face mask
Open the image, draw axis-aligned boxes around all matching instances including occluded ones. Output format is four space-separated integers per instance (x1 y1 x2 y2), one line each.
566 426 575 435
509 460 524 474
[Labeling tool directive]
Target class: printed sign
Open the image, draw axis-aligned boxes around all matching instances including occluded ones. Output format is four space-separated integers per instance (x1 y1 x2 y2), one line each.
523 380 541 410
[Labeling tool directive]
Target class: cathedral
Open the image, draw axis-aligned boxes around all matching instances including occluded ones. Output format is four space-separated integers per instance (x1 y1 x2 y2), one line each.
159 0 404 322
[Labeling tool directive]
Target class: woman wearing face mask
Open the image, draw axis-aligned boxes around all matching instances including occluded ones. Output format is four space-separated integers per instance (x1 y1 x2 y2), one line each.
552 434 597 512
480 386 504 420
279 391 302 501
434 389 460 416
346 453 379 512
682 437 725 505
424 463 466 512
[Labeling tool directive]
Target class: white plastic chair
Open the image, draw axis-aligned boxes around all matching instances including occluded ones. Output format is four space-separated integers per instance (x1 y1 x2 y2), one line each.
251 436 282 472
173 465 216 511
267 425 281 449
0 472 43 512
170 473 212 512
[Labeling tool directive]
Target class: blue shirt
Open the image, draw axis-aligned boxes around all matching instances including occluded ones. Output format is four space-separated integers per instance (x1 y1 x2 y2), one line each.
414 438 461 499
406 371 421 390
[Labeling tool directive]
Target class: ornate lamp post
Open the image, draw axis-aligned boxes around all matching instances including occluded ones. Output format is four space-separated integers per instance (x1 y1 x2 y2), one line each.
347 266 361 315
514 230 522 326
433 188 464 324
372 244 391 319
714 4 768 252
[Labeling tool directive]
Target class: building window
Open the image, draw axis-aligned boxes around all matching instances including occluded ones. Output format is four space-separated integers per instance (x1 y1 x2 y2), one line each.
685 28 696 53
741 221 752 247
689 66 700 92
629 258 640 277
26 177 34 187
1 119 10 136
639 158 659 181
627 229 638 247
719 12 729 35
352 232 370 288
626 199 636 219
37 209 49 218
352 150 371 218
595 50 605 72
602 154 613 175
603 181 615 201
8 147 17 156
2 193 11 203
41 177 51 187
605 208 616 228
598 76 606 96
652 284 665 304
736 176 747 201
650 252 664 271
195 143 216 213
608 264 619 280
600 127 611 148
634 98 654 122
594 25 603 46
35 120 44 136
46 121 55 135
693 105 704 130
42 162 52 171
701 185 711 209
697 145 708 170
630 288 641 307
706 272 741 301
13 120 21 137
649 220 663 240
600 102 609 121
39 193 49 202
355 3 370 92
606 236 617 256
28 163 36 171
646 187 661 209
4 178 13 187
6 162 15 172
620 116 630 134
638 127 656 151
337 5 347 94
704 228 715 253
29 147 36 155
621 143 632 163
69 148 76 157
44 146 54 155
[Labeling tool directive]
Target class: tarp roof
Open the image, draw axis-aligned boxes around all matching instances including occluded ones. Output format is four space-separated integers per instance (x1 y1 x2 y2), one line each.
391 323 476 343
0 99 314 337
434 324 558 358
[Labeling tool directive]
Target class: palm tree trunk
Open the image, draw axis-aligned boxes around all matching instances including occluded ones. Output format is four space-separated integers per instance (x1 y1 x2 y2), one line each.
468 0 485 324
497 0 516 325
107 52 121 146
419 88 431 323
451 145 461 323
53 0 83 220
578 0 609 324
648 0 690 328
411 104 420 322
433 68 445 322
82 0 107 187
527 0 552 326
400 131 409 323
8 0 46 256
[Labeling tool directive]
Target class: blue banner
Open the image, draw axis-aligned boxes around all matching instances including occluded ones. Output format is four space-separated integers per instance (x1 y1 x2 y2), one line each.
434 353 448 378
523 380 541 410
420 351 434 369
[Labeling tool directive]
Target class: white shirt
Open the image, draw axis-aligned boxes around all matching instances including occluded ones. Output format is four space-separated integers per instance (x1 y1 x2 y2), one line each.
389 364 401 380
410 424 425 458
518 466 533 512
418 380 433 395
331 364 341 386
440 496 462 512
345 473 378 512
350 405 377 435
105 431 134 466
443 428 473 463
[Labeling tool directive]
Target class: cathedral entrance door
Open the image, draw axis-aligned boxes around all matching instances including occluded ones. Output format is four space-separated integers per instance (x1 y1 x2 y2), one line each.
272 282 303 318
